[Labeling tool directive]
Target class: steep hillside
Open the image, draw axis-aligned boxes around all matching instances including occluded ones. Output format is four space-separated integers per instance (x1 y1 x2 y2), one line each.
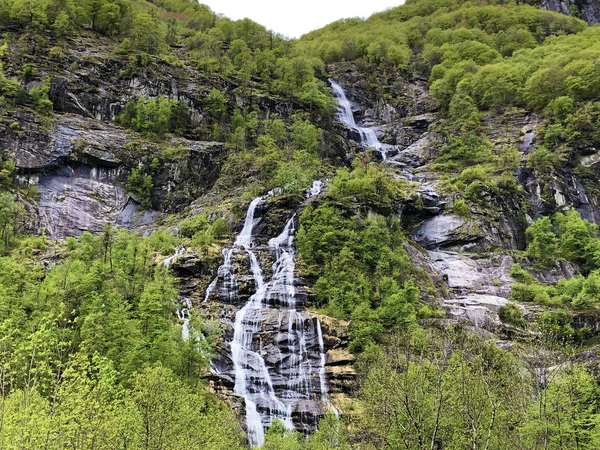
3 0 600 449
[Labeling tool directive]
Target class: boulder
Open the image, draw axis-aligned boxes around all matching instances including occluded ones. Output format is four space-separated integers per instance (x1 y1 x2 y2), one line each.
413 215 481 249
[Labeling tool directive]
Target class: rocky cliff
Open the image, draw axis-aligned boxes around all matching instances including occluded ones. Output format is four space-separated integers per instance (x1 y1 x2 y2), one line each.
5 1 600 444
541 0 600 25
328 62 600 339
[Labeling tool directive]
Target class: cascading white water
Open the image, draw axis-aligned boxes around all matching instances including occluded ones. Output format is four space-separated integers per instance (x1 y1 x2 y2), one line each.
207 185 334 447
176 296 192 341
204 196 264 304
203 247 235 303
235 197 264 249
161 247 191 341
160 244 185 268
330 80 388 160
306 180 324 198
230 196 294 446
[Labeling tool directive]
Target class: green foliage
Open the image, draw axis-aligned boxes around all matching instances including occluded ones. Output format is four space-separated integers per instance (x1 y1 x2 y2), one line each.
537 309 579 343
204 88 227 120
0 359 244 449
117 95 189 135
298 175 427 350
0 228 217 381
526 145 567 175
129 11 167 55
0 159 15 188
511 212 600 314
525 211 600 271
359 326 532 450
510 282 552 305
522 364 600 449
327 158 411 209
28 77 53 114
259 415 348 450
355 325 600 449
217 113 326 195
126 168 153 208
260 420 303 450
498 302 525 327
509 263 535 284
130 365 244 449
525 216 560 268
271 149 319 193
178 213 230 249
451 198 471 217
0 229 241 449
0 193 25 252
0 64 19 99
290 118 320 154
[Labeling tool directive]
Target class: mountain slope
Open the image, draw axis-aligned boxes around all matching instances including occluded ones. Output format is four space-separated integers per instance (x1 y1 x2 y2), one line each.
3 0 600 448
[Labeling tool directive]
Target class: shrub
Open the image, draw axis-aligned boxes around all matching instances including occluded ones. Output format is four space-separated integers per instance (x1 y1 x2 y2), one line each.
452 198 471 217
126 169 153 209
525 217 559 268
509 263 535 284
499 302 525 327
29 78 53 115
117 96 189 135
179 214 210 238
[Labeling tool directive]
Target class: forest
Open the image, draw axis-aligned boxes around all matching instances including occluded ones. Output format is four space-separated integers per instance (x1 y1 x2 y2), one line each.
2 0 600 448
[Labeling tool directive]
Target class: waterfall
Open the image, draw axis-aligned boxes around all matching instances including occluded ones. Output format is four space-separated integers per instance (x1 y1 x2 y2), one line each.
306 180 324 198
203 248 235 303
330 80 388 160
207 185 334 447
160 244 185 268
176 296 192 341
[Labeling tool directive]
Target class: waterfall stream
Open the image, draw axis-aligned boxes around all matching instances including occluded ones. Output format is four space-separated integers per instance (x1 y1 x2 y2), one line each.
206 182 334 447
330 80 389 160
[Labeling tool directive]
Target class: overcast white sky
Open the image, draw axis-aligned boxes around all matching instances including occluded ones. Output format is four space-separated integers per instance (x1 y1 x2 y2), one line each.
199 1 403 39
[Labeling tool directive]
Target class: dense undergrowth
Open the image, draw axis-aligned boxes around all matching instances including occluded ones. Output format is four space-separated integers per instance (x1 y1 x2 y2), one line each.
296 157 442 351
257 325 600 450
0 227 248 448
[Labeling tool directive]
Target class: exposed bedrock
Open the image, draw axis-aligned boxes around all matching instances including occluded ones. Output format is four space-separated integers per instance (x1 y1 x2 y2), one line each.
5 114 226 238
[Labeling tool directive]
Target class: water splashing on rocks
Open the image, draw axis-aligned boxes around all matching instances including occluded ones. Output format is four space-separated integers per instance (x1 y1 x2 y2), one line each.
207 186 334 447
330 79 389 160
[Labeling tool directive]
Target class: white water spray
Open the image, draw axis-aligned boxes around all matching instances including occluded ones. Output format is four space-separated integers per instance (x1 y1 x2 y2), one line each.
207 186 334 447
330 80 388 160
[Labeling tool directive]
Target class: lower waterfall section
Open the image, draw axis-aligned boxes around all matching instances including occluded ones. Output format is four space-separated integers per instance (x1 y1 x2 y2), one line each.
207 187 334 447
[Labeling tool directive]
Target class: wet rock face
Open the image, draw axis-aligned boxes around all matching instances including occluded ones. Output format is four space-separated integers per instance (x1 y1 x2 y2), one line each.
209 283 334 433
200 199 341 441
37 164 128 239
42 39 299 142
518 167 600 226
211 306 346 432
413 215 478 249
10 115 134 238
7 113 226 238
197 196 357 442
541 0 600 25
427 250 517 330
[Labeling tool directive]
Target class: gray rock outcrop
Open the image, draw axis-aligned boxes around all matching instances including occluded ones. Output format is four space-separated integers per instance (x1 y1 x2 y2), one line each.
541 0 600 25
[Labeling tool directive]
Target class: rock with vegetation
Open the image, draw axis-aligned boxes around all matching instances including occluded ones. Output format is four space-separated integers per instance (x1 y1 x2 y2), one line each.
5 0 600 447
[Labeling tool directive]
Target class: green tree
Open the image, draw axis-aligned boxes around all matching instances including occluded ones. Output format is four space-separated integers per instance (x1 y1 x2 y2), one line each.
126 168 153 208
205 88 227 120
10 0 48 26
0 193 24 251
526 216 560 268
129 12 167 55
522 365 600 449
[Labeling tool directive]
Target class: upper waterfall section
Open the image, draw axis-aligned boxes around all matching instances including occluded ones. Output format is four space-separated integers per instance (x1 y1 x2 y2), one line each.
330 79 392 160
